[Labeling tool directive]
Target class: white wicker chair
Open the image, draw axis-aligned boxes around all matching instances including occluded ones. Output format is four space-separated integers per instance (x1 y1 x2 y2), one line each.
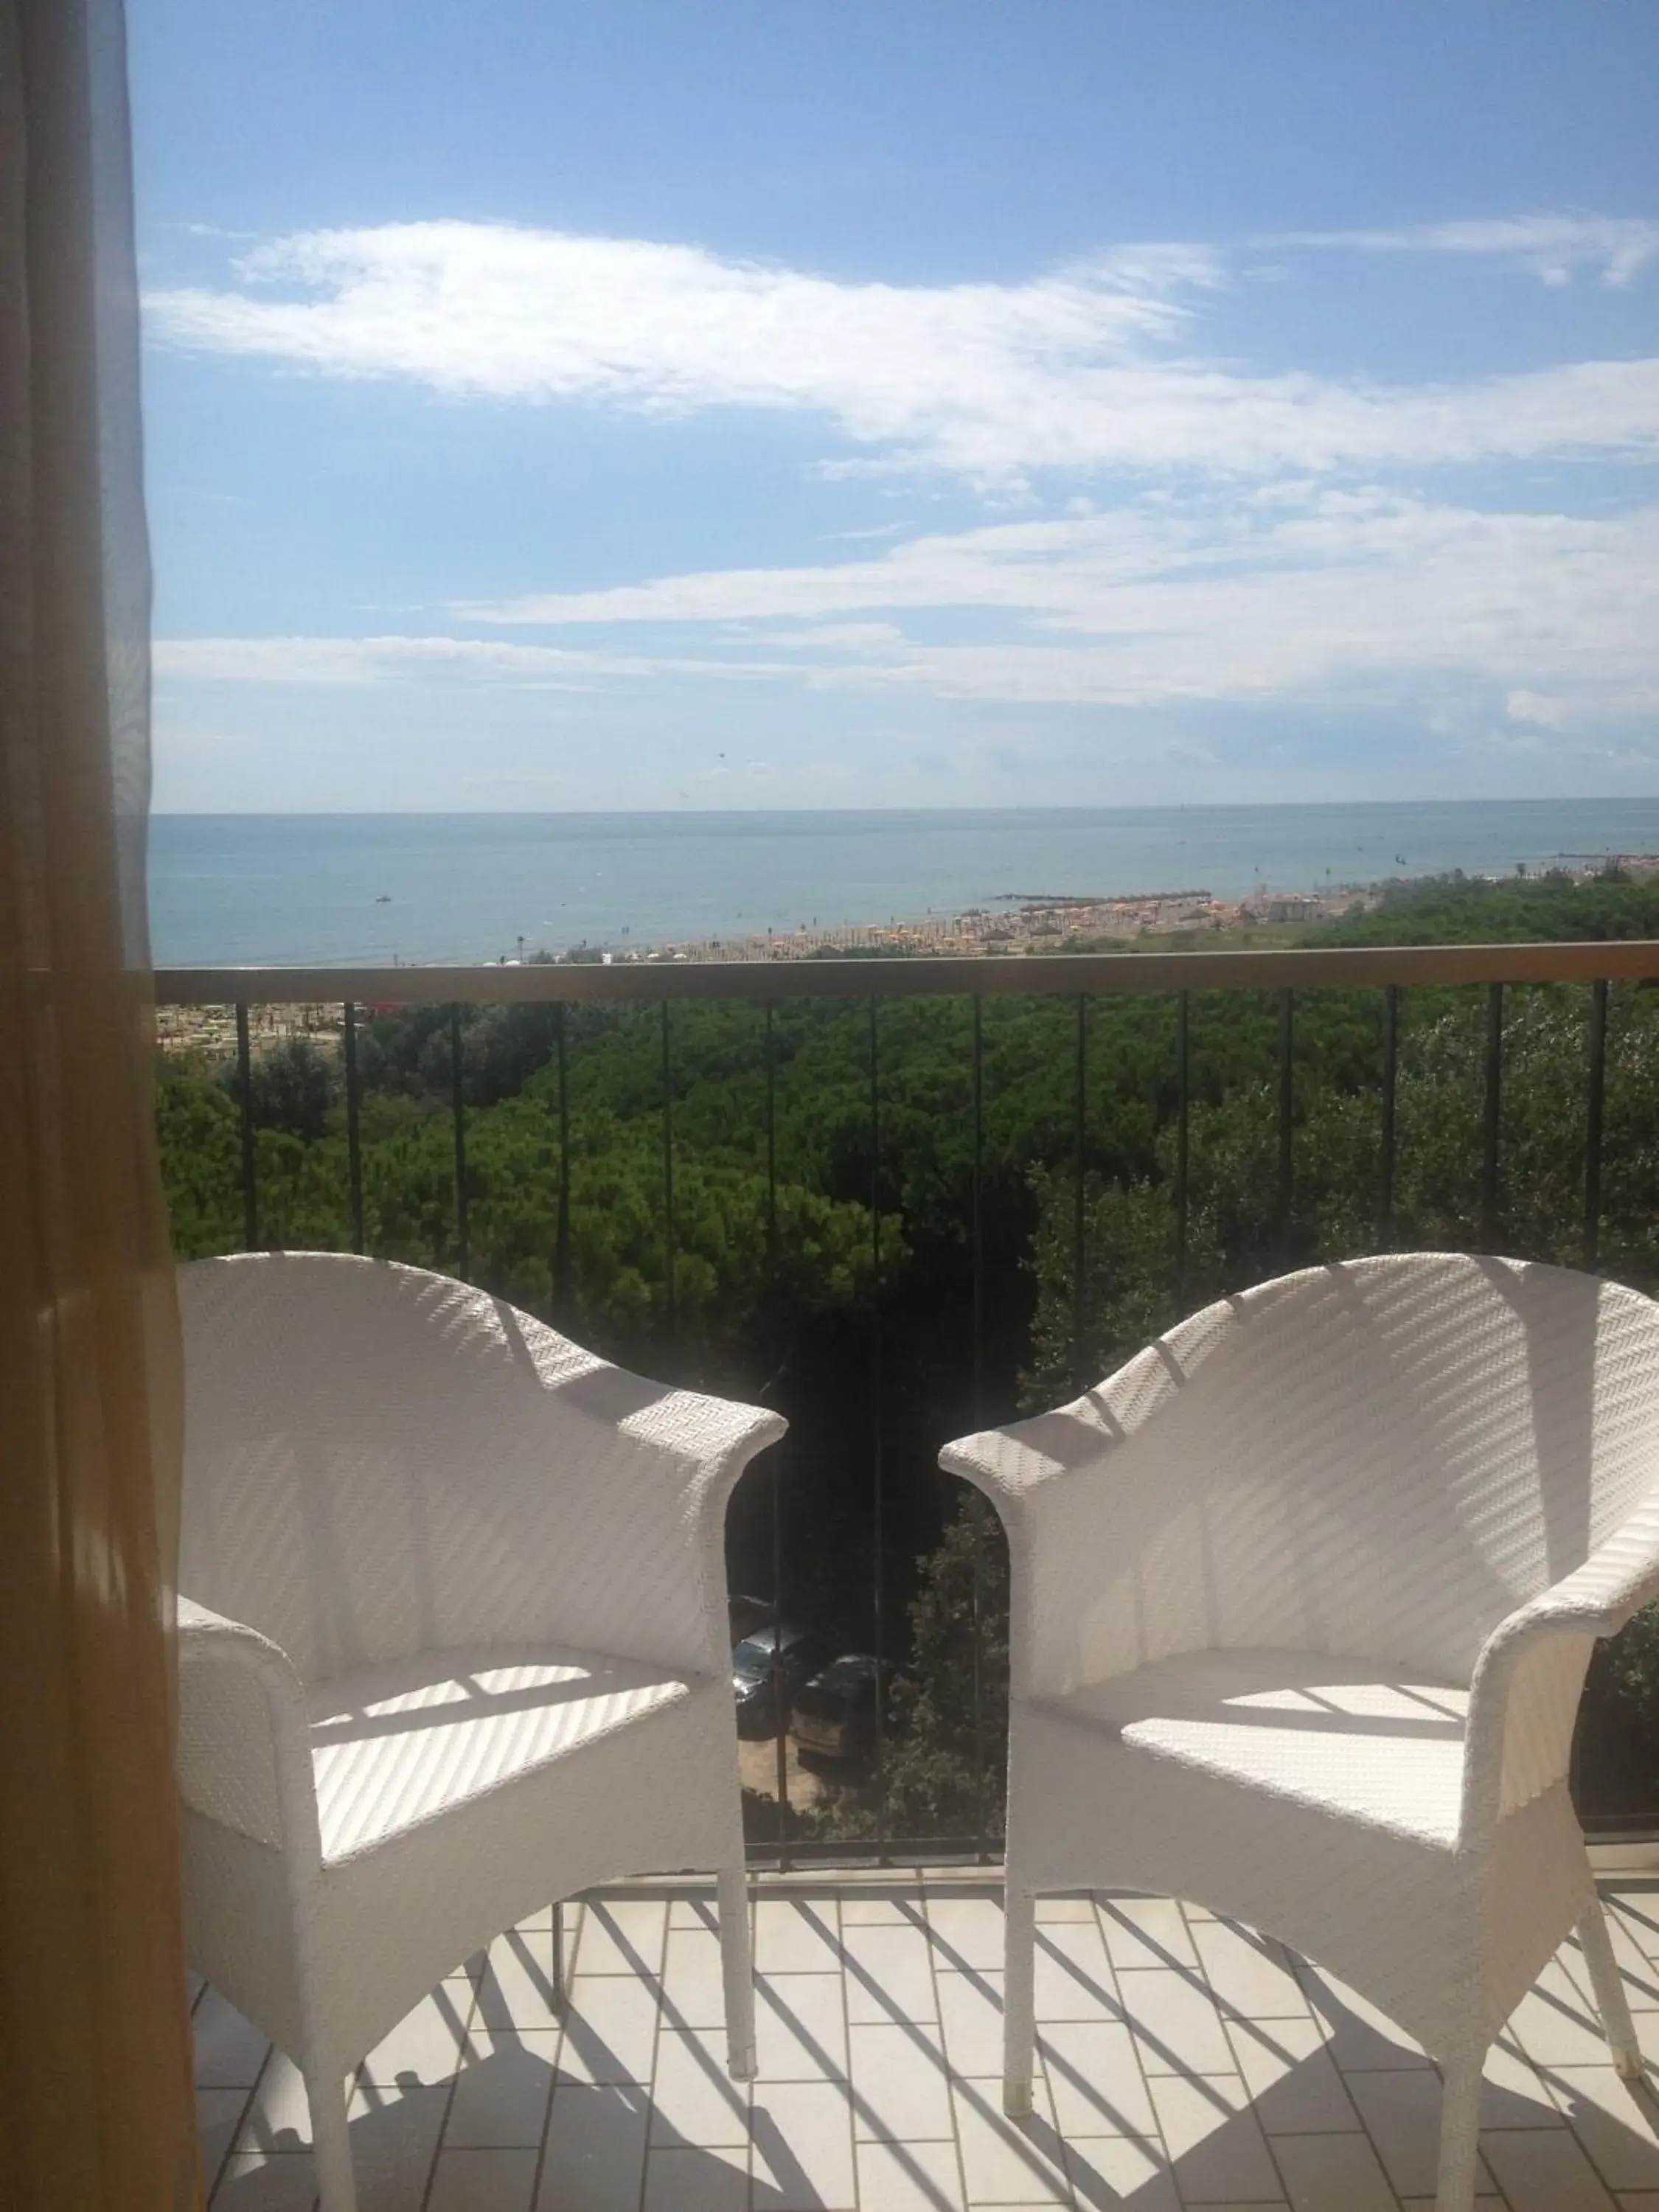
176 1252 785 2212
942 1253 1659 2212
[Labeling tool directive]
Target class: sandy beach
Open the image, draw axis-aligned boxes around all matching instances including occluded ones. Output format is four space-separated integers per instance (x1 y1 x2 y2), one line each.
155 854 1659 1060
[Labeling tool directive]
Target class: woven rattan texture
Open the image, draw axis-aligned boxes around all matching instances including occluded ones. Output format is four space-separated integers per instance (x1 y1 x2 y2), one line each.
174 1253 784 2211
946 1255 1659 2212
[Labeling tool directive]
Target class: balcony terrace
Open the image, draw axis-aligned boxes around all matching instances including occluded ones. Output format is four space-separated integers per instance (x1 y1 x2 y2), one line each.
166 942 1659 2209
157 939 1659 1842
197 1871 1659 2211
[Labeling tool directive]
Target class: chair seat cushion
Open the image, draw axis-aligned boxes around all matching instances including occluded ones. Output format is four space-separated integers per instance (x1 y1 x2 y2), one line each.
306 1644 693 1862
1046 1649 1470 1844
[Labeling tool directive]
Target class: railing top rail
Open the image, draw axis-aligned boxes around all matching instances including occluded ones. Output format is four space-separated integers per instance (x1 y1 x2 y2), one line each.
154 939 1659 1006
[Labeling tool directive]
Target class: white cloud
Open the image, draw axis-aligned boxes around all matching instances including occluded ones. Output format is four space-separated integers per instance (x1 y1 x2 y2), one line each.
155 634 604 685
159 492 1659 727
147 223 1214 481
145 219 1659 484
1265 214 1659 288
464 490 1659 660
1505 689 1571 729
151 631 808 688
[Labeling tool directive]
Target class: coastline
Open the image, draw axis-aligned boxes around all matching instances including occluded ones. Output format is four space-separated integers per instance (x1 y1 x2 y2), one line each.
588 849 1659 967
154 852 1659 1061
636 883 1353 965
151 801 1659 973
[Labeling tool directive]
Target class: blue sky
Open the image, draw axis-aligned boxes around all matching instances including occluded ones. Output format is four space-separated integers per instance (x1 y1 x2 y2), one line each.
131 1 1659 813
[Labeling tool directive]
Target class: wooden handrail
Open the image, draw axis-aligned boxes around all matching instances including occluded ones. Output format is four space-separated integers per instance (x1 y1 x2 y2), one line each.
155 939 1659 1006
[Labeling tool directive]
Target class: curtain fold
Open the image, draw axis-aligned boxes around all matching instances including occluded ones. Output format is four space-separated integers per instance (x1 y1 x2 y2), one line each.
0 0 197 2205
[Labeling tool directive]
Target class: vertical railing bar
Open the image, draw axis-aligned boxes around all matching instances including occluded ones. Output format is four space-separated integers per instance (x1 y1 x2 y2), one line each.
554 1004 571 1312
1072 994 1088 1392
661 1001 676 1344
1483 981 1503 1253
450 1004 469 1276
1569 1010 1593 1844
969 995 988 1862
766 1004 789 1871
765 1006 779 1271
1175 990 1190 1309
1277 989 1294 1268
971 996 986 1430
235 999 257 1249
1573 980 1601 1821
869 995 887 1865
1585 978 1607 1272
1379 985 1398 1253
343 1000 364 1256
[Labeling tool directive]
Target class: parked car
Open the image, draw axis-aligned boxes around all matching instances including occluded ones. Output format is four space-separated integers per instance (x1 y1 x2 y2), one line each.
731 1623 825 1738
728 1592 776 1645
790 1653 885 1763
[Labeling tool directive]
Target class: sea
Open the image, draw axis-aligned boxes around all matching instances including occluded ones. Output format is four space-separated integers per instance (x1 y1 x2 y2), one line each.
148 801 1659 968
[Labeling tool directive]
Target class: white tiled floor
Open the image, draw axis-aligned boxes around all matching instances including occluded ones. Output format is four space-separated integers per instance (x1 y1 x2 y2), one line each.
197 1877 1659 2211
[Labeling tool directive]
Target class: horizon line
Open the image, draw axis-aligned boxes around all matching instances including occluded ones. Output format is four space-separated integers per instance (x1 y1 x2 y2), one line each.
149 795 1659 822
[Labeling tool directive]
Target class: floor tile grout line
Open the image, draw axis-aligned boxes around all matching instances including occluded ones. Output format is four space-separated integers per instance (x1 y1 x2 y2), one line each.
768 1913 946 2181
204 2042 275 2209
1210 1913 1521 2212
830 1885 865 2212
557 1886 681 2211
1193 1910 1378 2212
1552 1907 1655 2208
202 2079 255 2209
1475 2067 1520 2212
635 1893 669 2212
525 1894 583 2212
1216 2002 1375 2164
566 1896 588 1978
741 1877 760 2212
1530 2036 1650 2205
1093 1891 1187 2199
198 1889 1659 2212
1060 1895 1116 2207
1523 2026 1644 2212
986 1894 1096 2206
1287 1955 1425 2212
1170 1893 1293 2212
919 1876 975 2212
419 1948 487 2212
1292 1959 1425 2212
748 1876 761 2212
1282 1957 1527 2212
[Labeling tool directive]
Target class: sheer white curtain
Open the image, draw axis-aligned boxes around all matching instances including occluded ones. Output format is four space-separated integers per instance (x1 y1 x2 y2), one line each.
0 0 197 2204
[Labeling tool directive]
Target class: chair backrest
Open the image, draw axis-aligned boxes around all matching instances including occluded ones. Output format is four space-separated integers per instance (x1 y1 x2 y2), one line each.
178 1251 714 1684
1036 1253 1659 1688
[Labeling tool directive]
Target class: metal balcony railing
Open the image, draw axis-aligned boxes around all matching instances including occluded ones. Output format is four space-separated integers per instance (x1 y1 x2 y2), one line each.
156 939 1659 1860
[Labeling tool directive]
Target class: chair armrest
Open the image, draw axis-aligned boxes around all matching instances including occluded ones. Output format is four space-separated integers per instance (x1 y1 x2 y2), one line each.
941 1339 1189 1700
611 1385 790 1672
1461 1495 1659 1847
940 1329 1184 1523
939 1411 1113 1527
489 1310 789 1677
175 1598 320 1866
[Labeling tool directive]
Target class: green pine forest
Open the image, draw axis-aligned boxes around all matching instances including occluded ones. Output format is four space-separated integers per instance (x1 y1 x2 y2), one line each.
158 870 1659 1843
